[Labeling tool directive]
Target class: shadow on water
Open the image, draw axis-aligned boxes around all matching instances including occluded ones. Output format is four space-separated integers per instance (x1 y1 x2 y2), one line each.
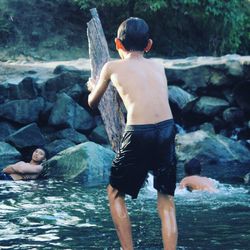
0 178 249 250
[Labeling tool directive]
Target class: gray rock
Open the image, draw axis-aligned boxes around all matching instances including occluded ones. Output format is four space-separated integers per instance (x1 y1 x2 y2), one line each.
199 122 215 133
209 72 231 86
41 72 89 102
0 142 21 169
193 96 229 116
166 65 210 92
5 123 45 149
244 172 250 184
53 65 82 74
44 139 75 158
223 107 244 123
42 142 115 186
59 83 87 102
89 125 109 144
0 97 45 124
176 130 250 181
13 77 38 100
48 93 95 132
0 121 18 140
234 81 250 112
168 85 197 111
226 60 244 77
55 128 88 144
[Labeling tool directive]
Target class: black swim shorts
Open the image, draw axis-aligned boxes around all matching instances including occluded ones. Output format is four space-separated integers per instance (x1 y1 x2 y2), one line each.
110 119 177 199
0 172 14 181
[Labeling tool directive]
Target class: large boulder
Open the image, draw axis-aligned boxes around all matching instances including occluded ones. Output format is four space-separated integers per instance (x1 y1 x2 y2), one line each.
0 121 18 140
168 85 197 111
5 123 46 149
222 107 245 124
40 72 89 102
55 128 88 144
193 96 229 117
44 139 75 158
7 77 38 100
233 80 250 113
89 125 109 145
42 142 115 186
0 97 45 124
176 130 250 182
48 93 95 132
0 142 21 169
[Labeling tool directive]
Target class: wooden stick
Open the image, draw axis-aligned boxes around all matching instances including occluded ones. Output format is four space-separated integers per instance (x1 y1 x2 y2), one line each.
87 8 125 152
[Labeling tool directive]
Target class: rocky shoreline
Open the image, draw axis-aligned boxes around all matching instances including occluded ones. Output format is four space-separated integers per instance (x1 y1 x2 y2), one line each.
0 55 250 184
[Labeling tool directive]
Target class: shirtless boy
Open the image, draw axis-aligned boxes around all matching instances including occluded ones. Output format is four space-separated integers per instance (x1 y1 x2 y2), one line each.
180 158 218 192
88 17 177 250
0 148 46 181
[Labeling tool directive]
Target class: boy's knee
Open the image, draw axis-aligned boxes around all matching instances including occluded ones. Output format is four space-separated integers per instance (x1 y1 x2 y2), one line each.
107 184 125 200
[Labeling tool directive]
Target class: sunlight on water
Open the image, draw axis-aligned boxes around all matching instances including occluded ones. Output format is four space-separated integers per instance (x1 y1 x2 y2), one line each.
0 178 249 249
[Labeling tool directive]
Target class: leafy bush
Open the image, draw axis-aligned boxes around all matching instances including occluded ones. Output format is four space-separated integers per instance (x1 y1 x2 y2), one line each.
74 0 250 56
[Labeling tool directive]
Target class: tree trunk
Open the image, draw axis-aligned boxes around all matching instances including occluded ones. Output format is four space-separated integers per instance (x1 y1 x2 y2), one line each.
87 8 125 153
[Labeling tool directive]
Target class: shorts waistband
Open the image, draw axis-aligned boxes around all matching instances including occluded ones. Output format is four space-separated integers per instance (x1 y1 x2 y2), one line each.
125 119 174 132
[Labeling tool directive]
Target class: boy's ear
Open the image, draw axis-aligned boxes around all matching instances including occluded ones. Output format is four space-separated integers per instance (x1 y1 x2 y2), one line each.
144 39 153 53
115 38 126 51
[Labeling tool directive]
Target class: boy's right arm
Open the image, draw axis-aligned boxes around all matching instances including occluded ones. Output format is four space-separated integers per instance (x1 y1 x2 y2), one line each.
88 62 112 109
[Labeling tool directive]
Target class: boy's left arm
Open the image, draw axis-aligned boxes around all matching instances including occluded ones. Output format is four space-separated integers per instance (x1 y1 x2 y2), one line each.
88 62 111 109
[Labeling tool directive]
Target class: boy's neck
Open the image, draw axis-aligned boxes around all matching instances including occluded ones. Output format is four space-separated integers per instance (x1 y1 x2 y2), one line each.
123 51 144 59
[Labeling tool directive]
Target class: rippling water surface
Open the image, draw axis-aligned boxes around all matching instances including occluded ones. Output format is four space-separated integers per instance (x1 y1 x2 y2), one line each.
0 179 249 249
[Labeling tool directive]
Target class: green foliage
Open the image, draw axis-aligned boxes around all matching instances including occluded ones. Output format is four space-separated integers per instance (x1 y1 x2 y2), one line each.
74 0 250 56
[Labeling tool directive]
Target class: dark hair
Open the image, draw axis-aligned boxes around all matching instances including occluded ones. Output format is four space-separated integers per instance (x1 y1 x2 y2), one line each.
117 17 150 51
35 147 48 160
184 158 201 176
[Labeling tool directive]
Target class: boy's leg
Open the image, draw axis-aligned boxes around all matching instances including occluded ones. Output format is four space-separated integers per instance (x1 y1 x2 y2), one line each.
107 184 134 250
157 192 178 250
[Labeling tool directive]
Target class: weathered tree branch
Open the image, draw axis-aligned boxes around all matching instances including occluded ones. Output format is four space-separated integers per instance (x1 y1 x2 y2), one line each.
87 8 125 153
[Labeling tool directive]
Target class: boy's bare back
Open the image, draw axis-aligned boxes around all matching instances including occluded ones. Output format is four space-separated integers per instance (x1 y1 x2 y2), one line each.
100 55 173 125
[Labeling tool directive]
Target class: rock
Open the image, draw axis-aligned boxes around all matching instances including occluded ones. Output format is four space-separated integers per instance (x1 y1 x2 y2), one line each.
166 65 210 92
176 130 250 181
0 121 18 140
5 123 45 149
244 172 250 184
222 107 244 124
0 142 22 169
193 96 229 117
41 72 89 102
226 60 244 77
222 89 235 105
89 125 109 144
0 97 45 124
42 142 115 186
55 128 88 144
234 80 250 112
209 72 231 86
59 83 87 102
48 93 95 132
17 77 38 99
168 85 197 110
44 139 75 158
53 65 82 74
199 122 215 133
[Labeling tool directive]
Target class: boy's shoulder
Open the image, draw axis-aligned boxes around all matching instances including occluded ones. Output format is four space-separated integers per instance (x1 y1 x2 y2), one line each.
107 57 164 69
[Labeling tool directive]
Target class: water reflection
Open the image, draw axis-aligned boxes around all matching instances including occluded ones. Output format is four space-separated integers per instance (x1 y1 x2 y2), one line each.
0 179 249 249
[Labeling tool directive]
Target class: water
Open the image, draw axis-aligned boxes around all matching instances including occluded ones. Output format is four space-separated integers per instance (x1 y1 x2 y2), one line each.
0 178 249 250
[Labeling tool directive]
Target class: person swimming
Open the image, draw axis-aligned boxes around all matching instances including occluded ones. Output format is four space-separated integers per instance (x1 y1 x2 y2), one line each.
179 158 218 192
0 148 47 181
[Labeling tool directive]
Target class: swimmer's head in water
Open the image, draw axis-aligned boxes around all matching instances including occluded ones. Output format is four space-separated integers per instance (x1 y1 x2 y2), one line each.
32 148 47 163
116 17 151 52
184 158 201 176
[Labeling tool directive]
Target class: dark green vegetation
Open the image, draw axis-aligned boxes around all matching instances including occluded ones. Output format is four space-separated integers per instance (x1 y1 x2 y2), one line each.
0 0 249 60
